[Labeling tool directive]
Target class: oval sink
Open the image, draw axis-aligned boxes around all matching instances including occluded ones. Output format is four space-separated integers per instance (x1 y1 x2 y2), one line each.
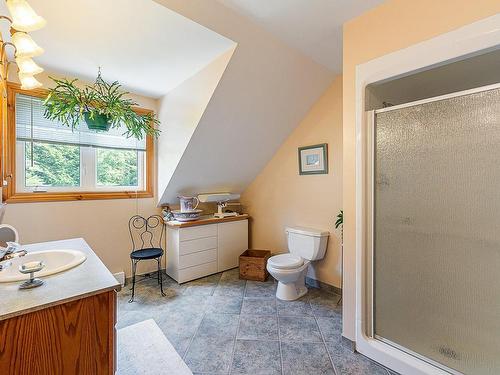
0 249 86 283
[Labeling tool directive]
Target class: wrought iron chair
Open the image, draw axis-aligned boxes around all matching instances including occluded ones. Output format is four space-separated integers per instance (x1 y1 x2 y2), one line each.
128 215 166 302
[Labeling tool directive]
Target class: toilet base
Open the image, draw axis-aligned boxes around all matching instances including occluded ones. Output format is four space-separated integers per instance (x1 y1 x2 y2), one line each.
276 281 308 301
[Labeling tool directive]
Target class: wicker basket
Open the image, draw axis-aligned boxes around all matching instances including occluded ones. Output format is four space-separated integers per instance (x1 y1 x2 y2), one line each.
239 249 271 282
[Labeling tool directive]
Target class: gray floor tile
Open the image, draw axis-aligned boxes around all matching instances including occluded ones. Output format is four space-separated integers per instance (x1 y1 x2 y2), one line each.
241 297 277 315
231 339 281 375
309 291 342 317
117 275 396 375
207 295 243 314
153 310 204 337
116 309 156 330
182 273 222 296
281 341 335 375
219 267 241 282
118 287 177 311
184 335 235 373
245 280 277 298
213 283 246 297
316 315 342 341
197 313 240 338
326 338 389 375
162 333 192 357
279 316 323 342
183 284 218 296
237 315 278 341
189 273 223 285
160 294 211 315
277 297 313 316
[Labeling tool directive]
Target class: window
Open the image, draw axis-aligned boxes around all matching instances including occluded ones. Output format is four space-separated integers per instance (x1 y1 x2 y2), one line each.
2 84 154 203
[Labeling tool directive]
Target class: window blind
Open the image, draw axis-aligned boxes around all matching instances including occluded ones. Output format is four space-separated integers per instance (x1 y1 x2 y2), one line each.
15 93 146 151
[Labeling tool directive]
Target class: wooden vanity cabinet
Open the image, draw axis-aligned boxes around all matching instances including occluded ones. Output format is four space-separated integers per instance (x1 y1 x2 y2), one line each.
0 290 117 375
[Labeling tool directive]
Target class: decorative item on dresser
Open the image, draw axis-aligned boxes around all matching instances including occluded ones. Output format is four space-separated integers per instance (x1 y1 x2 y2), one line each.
171 209 203 222
166 215 249 283
198 192 241 218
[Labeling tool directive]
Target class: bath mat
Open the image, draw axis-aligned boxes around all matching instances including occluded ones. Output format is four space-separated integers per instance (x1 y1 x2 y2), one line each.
117 319 192 375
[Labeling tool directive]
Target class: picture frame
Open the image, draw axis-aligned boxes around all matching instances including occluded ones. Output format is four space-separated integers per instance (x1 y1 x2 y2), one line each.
298 143 328 175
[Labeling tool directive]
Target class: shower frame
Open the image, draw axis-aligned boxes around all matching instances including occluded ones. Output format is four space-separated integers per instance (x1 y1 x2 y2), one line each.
351 14 500 375
365 82 500 375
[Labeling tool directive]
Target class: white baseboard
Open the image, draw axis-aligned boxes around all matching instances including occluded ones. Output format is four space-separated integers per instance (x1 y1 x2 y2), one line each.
113 271 125 287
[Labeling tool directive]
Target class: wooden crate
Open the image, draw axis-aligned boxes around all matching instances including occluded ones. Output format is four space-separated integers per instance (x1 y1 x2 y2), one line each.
239 249 271 282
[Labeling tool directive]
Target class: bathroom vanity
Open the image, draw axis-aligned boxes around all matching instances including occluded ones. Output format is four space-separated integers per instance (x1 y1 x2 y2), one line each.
0 238 120 375
166 214 249 283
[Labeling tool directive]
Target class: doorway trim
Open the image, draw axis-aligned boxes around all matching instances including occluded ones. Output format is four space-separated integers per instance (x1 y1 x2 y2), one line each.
354 14 500 375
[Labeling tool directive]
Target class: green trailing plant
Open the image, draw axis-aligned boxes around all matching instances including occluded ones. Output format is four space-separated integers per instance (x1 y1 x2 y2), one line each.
335 209 344 306
334 209 343 230
43 70 160 139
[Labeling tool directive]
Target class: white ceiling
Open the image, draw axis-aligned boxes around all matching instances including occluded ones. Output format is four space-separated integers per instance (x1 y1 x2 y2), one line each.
0 0 235 98
216 0 384 72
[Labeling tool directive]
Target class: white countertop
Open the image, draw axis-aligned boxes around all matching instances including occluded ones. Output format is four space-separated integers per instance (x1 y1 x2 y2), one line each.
0 238 120 321
165 213 249 228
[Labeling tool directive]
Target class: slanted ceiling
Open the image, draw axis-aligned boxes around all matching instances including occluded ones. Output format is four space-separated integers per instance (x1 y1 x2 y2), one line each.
0 0 235 98
156 0 335 205
215 0 385 72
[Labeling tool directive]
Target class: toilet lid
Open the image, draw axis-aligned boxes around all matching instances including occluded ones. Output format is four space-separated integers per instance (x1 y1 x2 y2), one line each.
268 254 304 269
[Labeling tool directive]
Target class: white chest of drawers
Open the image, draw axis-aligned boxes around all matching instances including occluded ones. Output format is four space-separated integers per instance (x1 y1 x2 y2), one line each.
165 215 248 283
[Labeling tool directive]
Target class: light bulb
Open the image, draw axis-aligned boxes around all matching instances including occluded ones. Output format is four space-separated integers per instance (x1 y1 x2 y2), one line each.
6 0 46 32
16 56 43 75
19 73 42 90
11 31 44 58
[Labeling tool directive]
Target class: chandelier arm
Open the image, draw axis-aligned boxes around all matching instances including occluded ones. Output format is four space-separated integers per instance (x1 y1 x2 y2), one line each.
0 15 12 24
1 42 16 62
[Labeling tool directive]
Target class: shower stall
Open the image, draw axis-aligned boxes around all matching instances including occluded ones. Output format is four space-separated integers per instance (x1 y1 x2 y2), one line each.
365 83 500 374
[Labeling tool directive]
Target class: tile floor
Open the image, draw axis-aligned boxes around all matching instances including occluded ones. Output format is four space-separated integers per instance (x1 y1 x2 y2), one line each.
117 269 395 375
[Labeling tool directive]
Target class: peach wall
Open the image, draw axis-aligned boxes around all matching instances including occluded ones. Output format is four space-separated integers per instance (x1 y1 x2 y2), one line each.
342 0 500 339
241 75 343 287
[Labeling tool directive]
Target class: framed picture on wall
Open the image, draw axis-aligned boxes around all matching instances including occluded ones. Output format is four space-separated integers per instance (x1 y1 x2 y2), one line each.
298 143 328 175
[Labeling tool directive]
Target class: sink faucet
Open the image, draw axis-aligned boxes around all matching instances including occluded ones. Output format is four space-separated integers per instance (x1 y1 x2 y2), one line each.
0 242 27 262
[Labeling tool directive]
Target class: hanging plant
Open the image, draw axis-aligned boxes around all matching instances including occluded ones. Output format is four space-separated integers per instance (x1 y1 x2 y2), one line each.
43 70 160 139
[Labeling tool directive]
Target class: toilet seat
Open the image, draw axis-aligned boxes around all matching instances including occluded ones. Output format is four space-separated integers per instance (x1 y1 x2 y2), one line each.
268 254 303 269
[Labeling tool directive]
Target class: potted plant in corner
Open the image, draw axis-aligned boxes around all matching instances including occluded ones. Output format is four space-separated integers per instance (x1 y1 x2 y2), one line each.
335 209 343 306
43 70 160 139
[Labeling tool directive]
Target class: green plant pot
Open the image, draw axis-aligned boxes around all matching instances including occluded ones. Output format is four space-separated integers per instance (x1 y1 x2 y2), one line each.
83 112 111 131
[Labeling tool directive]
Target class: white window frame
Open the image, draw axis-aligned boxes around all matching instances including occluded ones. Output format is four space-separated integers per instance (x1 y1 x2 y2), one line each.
16 141 145 193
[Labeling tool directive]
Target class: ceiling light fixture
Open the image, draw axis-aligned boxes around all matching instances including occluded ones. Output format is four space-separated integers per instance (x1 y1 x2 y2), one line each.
18 71 42 90
15 56 43 75
6 0 46 32
0 0 45 91
11 31 43 58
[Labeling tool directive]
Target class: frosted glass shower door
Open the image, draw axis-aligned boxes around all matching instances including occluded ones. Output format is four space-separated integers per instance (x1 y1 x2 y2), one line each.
373 86 500 375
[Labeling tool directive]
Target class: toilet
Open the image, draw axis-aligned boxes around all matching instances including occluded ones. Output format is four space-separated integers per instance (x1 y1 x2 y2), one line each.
267 226 329 301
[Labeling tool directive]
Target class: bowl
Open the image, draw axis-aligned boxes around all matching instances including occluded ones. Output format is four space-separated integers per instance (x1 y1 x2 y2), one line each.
171 209 203 222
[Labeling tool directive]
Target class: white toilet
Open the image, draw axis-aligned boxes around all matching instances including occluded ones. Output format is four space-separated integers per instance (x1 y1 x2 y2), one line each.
267 226 329 301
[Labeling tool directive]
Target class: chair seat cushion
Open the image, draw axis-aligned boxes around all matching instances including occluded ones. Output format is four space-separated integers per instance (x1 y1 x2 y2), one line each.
131 247 163 260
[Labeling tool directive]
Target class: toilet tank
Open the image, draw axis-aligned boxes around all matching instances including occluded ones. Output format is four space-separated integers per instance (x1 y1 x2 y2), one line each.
285 226 329 261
